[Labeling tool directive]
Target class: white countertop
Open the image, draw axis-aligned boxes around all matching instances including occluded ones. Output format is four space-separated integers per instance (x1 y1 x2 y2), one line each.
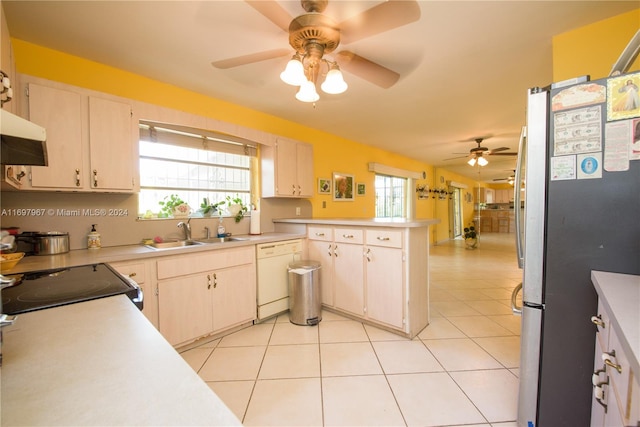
1 295 241 426
5 231 305 274
591 270 640 380
273 217 439 228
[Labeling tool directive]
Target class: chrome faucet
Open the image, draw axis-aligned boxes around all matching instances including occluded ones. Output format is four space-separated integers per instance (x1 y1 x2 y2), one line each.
177 218 192 241
204 226 211 239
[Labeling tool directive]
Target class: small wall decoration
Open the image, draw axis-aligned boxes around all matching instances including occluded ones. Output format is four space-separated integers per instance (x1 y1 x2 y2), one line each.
356 182 366 196
607 72 640 121
318 177 331 194
333 172 354 201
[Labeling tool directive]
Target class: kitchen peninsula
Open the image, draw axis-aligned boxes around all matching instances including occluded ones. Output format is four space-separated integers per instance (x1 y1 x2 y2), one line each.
274 218 439 338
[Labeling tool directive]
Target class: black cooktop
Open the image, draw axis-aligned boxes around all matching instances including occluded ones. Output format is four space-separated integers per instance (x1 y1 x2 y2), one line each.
2 263 142 315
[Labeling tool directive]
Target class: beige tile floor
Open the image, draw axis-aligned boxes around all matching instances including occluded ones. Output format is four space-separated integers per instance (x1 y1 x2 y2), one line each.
180 233 522 426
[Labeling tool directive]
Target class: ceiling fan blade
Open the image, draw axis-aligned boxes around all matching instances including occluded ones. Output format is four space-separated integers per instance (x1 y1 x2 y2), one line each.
491 152 518 156
335 51 400 88
489 147 510 153
211 49 291 69
339 0 421 44
245 1 292 32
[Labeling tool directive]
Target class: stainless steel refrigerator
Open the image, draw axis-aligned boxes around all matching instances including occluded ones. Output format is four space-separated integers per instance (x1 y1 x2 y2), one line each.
513 71 640 426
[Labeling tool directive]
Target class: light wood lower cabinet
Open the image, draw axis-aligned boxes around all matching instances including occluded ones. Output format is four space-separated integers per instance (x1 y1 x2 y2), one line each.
109 259 158 329
591 299 640 426
156 246 256 347
306 225 424 337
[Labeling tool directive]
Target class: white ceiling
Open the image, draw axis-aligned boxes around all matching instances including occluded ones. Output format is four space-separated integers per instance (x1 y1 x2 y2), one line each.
3 1 637 182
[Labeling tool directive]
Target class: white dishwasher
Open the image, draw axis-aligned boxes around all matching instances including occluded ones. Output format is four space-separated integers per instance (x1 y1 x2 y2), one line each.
256 239 302 321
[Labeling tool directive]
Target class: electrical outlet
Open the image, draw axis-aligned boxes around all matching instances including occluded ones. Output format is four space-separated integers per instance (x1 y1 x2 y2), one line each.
322 201 326 208
296 207 301 216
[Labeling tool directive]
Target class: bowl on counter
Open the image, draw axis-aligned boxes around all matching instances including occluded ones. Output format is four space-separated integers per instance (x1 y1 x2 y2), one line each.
0 252 25 271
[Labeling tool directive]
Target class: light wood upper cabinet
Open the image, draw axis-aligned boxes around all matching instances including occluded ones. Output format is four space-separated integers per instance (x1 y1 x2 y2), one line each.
494 188 513 204
261 137 314 198
88 96 134 191
23 81 136 192
29 84 84 189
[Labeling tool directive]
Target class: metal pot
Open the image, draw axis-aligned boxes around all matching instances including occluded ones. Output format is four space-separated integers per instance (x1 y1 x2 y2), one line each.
17 232 70 255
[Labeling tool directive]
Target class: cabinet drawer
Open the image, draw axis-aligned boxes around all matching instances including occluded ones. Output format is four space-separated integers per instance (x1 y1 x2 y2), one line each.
365 229 402 248
593 299 610 351
334 227 363 244
308 226 333 242
607 326 634 423
157 246 254 280
110 261 146 284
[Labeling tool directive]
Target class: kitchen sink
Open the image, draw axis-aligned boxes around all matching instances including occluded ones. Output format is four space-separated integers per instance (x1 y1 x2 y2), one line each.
194 237 249 244
145 240 204 250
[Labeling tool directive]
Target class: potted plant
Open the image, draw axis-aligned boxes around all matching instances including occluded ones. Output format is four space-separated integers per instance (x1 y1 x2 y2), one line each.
158 194 189 218
223 194 248 223
198 197 221 217
464 225 478 249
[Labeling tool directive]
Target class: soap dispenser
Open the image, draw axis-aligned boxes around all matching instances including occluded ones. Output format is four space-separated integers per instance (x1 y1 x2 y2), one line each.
217 216 226 238
88 224 101 249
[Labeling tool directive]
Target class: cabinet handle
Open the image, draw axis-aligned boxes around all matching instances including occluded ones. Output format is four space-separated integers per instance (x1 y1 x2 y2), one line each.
315 232 325 237
365 248 371 262
93 169 98 187
207 274 212 289
591 315 605 328
291 184 296 195
602 352 622 374
213 273 217 288
75 169 81 187
298 184 301 195
376 236 390 241
333 244 338 258
327 244 332 257
128 272 137 278
343 234 354 239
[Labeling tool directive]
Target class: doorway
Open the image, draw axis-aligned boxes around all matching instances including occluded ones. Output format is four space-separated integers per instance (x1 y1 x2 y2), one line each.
451 188 463 238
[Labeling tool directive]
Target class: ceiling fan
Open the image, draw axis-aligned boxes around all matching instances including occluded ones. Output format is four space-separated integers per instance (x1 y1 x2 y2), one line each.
444 137 518 166
211 0 421 90
494 170 516 185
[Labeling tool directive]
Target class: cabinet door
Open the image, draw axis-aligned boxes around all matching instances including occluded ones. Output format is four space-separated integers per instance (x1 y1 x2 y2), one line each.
366 246 404 329
89 96 134 191
308 239 334 306
109 260 158 329
29 84 84 189
275 138 298 196
333 242 364 316
212 263 256 332
158 273 213 346
296 142 314 197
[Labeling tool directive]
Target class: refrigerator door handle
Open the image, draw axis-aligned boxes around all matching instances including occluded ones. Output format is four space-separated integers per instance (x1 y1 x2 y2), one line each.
510 282 523 315
514 126 526 269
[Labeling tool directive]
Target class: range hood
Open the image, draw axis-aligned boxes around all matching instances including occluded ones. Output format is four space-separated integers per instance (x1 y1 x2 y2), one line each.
0 108 48 166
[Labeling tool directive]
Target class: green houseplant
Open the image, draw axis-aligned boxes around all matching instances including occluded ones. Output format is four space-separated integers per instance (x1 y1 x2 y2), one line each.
158 194 188 218
463 225 478 249
199 197 222 217
222 195 248 223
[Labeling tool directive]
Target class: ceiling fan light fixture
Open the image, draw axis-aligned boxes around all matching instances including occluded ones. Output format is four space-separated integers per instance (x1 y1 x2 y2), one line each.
477 156 489 166
321 63 348 94
280 55 306 86
295 79 320 102
467 157 476 166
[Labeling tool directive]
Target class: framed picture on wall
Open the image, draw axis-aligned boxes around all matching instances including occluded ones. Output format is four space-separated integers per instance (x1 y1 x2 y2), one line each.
318 178 331 194
333 172 354 201
356 182 366 196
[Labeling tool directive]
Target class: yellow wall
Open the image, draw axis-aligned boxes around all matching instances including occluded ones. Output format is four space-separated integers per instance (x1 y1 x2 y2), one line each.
12 40 436 222
553 9 640 81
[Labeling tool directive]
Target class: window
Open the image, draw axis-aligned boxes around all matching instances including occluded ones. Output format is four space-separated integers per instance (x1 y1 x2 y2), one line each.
374 174 406 218
138 122 255 217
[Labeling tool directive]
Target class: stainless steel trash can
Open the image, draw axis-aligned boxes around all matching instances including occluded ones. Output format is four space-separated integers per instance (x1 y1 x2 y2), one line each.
288 260 322 326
